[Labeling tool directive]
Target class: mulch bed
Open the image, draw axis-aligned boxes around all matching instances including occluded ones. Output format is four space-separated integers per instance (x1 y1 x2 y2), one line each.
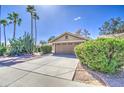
73 63 106 86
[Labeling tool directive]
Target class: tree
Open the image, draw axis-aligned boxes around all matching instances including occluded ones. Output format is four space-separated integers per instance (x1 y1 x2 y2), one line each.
99 17 124 35
7 12 22 39
48 36 55 42
82 29 90 38
0 5 1 45
33 12 39 46
75 29 90 38
26 5 36 39
40 40 47 45
0 19 8 47
26 5 36 52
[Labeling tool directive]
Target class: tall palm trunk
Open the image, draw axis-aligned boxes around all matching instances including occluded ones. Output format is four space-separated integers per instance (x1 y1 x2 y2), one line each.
31 13 33 39
31 13 34 52
35 18 37 47
0 6 1 45
13 23 16 39
0 23 1 45
34 18 37 52
3 26 6 47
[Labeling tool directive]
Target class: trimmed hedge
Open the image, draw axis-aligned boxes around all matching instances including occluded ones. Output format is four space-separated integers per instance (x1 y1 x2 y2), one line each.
75 38 124 74
40 45 52 54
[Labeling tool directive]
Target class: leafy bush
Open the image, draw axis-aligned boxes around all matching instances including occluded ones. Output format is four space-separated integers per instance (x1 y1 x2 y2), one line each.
37 46 42 52
40 45 52 54
0 46 6 56
75 38 124 74
9 33 34 56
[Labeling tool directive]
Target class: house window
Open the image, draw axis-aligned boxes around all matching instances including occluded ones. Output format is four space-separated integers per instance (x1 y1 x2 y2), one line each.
65 35 68 39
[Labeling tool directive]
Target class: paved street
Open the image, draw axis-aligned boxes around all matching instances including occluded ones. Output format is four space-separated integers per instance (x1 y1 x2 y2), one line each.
0 54 94 87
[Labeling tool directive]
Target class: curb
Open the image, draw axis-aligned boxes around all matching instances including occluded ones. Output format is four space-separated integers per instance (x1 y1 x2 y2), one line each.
88 70 110 87
72 62 78 81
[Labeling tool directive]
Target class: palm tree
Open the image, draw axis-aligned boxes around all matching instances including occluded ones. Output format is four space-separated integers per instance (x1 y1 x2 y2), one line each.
0 5 1 45
26 5 36 39
33 12 39 47
7 12 22 39
0 19 7 47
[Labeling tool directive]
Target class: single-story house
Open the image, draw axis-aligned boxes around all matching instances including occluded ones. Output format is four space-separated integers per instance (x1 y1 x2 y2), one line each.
49 32 87 54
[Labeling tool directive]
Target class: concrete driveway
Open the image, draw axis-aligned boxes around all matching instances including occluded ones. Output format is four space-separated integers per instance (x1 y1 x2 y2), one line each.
0 54 94 87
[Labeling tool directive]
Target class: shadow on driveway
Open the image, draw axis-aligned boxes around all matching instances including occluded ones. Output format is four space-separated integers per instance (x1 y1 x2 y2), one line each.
52 53 76 58
0 55 33 67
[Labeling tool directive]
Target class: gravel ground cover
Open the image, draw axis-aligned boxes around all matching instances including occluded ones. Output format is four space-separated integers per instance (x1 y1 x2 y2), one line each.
74 62 124 87
73 63 106 86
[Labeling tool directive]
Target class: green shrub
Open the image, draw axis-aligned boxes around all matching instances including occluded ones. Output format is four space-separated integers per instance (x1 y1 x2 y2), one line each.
9 33 34 56
0 46 6 56
37 46 42 52
40 45 52 54
75 38 124 74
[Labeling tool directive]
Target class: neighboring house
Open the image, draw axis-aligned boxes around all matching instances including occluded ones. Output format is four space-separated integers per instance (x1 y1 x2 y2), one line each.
98 33 124 38
49 32 87 54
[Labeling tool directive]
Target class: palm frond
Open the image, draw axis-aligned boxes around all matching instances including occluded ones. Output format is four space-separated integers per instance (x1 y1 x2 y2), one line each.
18 18 22 26
0 19 8 26
26 5 36 14
33 12 39 20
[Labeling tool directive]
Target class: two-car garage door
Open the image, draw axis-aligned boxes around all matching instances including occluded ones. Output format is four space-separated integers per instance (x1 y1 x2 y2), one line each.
55 43 79 54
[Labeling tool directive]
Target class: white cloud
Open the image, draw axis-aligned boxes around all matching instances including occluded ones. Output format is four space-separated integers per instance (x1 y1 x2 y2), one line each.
74 16 81 21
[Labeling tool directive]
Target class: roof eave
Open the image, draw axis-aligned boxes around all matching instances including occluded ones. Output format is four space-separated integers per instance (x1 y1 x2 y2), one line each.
50 32 87 43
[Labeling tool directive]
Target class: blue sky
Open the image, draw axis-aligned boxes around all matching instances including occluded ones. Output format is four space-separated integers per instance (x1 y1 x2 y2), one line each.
1 5 124 43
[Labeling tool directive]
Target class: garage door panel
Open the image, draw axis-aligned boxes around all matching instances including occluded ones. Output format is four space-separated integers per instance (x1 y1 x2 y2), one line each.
55 43 77 54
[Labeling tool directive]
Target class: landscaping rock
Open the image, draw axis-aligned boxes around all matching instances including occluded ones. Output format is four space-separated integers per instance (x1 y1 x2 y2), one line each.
73 63 105 86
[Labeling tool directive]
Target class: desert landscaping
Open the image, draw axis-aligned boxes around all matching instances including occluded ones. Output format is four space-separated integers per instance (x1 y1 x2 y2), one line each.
0 5 124 87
